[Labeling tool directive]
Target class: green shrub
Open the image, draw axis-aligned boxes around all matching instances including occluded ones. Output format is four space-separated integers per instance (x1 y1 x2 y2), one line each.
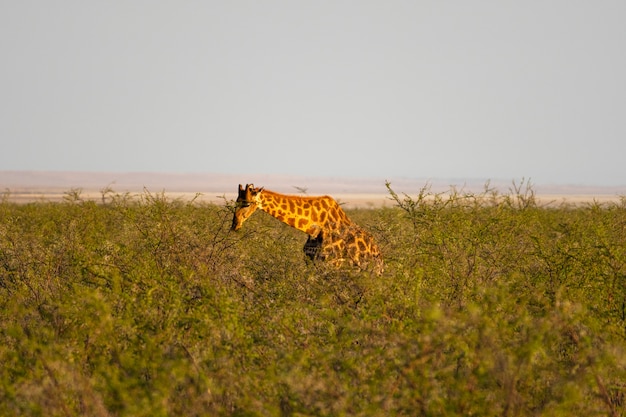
0 185 625 416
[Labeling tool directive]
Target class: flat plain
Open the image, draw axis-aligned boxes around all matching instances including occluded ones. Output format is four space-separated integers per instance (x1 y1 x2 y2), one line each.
2 171 624 207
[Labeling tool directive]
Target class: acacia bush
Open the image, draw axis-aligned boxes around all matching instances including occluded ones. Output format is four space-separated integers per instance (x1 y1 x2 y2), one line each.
0 185 625 416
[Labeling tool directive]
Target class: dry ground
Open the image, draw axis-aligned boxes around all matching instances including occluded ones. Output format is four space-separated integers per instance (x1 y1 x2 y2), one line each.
2 170 624 207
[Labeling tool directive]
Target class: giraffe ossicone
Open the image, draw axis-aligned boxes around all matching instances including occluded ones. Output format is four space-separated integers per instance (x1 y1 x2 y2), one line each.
231 183 383 274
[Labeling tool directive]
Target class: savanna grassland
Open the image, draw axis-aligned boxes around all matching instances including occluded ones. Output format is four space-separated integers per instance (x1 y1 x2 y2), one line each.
1 182 625 416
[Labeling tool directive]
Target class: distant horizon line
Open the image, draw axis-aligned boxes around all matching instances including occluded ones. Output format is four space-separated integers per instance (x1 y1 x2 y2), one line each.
2 170 624 206
1 169 624 188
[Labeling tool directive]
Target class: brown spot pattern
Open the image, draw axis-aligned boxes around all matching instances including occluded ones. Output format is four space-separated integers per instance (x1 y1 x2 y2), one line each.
237 187 384 274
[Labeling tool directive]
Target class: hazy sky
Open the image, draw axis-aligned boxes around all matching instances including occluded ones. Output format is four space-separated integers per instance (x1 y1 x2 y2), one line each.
1 1 625 186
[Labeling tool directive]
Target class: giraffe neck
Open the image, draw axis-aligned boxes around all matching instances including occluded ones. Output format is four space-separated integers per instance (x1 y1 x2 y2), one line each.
257 189 351 237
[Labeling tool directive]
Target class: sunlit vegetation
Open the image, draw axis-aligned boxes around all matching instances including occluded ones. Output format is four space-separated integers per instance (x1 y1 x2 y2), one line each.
1 182 625 416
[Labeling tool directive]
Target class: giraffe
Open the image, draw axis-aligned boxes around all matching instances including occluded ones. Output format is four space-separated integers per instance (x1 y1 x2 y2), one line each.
231 184 383 274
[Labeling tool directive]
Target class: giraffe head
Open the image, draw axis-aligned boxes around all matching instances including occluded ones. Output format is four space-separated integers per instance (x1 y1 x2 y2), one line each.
231 184 264 231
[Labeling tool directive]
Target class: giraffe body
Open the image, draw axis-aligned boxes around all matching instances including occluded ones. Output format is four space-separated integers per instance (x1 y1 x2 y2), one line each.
232 184 383 274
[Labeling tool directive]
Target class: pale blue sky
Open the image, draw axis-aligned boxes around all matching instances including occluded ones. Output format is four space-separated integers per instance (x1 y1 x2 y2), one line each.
1 1 625 186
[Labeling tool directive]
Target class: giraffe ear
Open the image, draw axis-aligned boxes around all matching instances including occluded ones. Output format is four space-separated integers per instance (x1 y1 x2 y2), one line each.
239 184 244 192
